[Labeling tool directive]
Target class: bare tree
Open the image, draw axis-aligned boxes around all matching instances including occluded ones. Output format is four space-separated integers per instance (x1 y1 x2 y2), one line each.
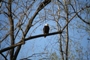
47 0 90 60
0 0 52 60
0 0 90 60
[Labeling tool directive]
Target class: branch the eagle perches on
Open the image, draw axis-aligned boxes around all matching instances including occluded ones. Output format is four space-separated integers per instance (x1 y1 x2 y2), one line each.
25 31 62 40
0 30 62 53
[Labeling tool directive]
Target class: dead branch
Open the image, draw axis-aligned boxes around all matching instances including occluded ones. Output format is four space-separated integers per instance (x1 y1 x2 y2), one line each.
70 4 90 25
0 53 7 60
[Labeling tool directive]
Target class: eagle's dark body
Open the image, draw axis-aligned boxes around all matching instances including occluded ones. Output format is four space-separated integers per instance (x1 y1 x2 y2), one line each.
43 24 49 37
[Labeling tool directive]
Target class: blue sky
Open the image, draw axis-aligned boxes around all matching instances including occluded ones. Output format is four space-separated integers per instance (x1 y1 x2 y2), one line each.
0 0 90 60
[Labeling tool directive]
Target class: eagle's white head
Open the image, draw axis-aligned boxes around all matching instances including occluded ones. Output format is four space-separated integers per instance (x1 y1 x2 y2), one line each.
45 24 49 26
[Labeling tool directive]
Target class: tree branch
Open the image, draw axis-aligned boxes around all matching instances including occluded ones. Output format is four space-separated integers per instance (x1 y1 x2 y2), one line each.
70 4 90 25
25 31 62 40
76 12 90 25
0 53 7 60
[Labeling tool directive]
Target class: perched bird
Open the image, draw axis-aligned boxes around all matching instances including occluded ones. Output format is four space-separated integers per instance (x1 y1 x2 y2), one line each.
43 24 50 38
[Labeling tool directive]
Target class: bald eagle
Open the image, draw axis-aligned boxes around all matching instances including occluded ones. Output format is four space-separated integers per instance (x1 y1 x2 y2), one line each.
43 24 50 38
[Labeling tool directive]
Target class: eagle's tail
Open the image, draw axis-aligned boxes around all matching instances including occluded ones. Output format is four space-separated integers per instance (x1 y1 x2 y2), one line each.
44 35 46 38
44 33 47 38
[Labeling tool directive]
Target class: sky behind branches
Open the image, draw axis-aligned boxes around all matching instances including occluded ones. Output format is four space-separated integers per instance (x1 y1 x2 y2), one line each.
0 0 90 60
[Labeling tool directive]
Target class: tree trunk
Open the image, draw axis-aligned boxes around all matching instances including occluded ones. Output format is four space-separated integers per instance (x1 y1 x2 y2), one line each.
63 0 69 60
8 0 14 60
